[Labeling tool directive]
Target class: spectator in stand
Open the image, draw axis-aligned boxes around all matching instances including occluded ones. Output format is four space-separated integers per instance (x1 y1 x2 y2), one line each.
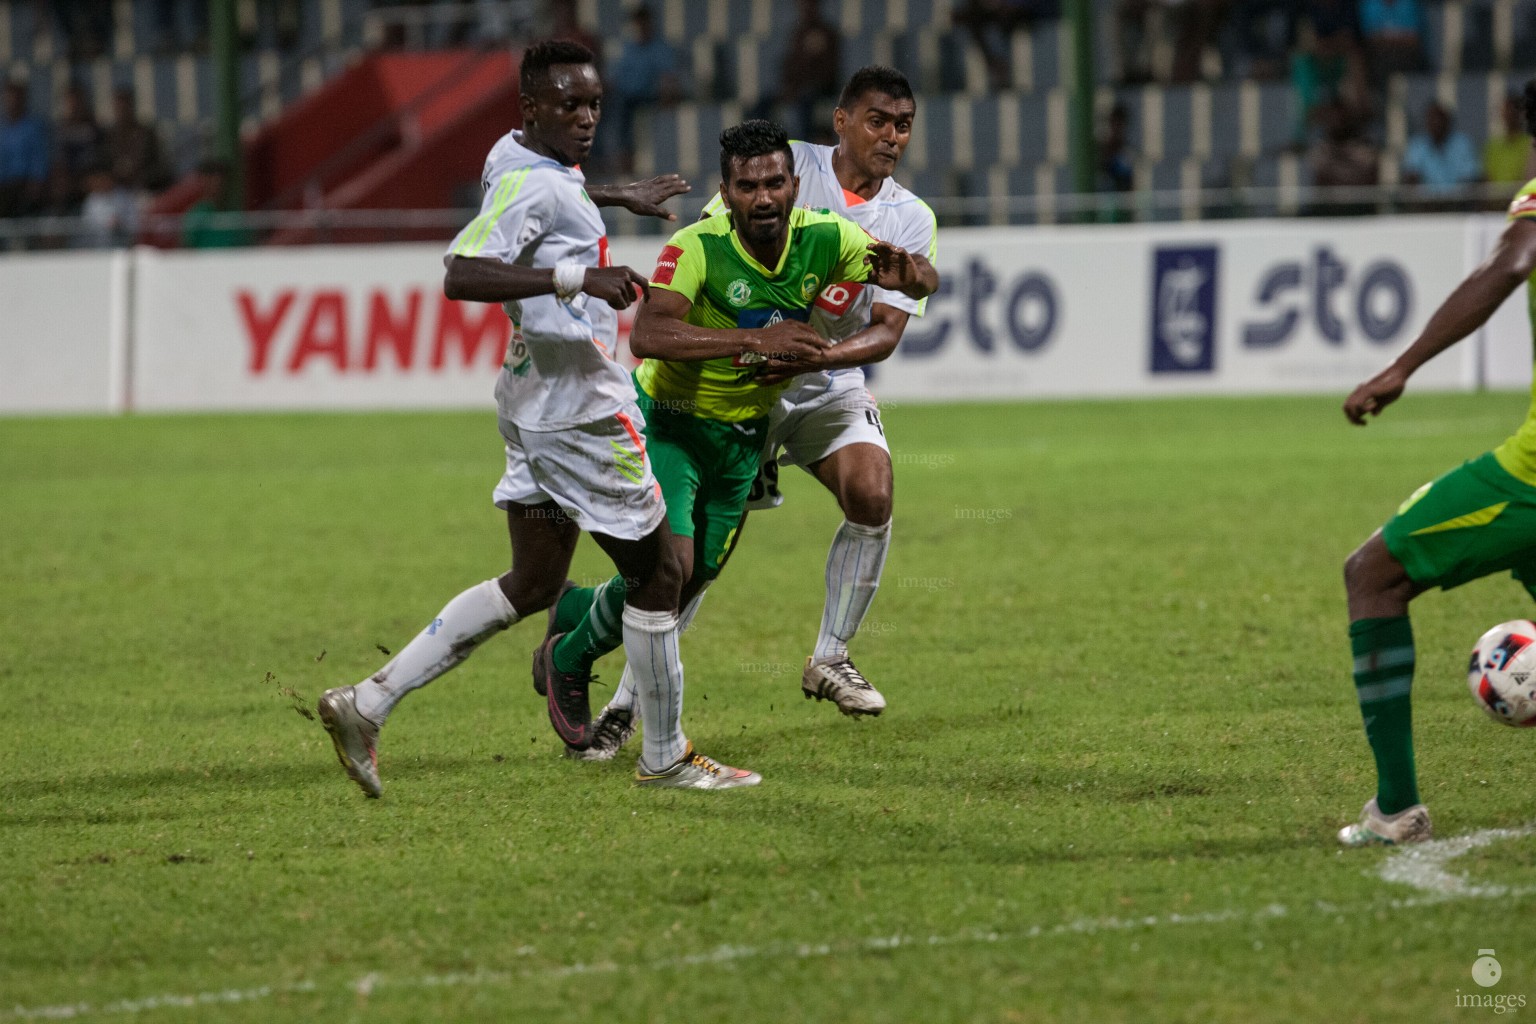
1094 100 1137 222
1358 0 1428 79
181 158 253 248
952 0 1058 90
0 80 49 218
77 163 139 248
1307 96 1379 214
1231 0 1299 81
47 0 115 59
1485 92 1531 190
1291 0 1369 146
608 6 683 173
763 0 842 139
1402 100 1482 211
150 0 211 53
104 86 170 195
49 83 103 214
1112 0 1228 85
544 0 602 72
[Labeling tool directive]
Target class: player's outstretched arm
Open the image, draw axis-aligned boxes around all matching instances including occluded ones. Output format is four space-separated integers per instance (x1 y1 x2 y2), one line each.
631 288 829 363
587 175 692 221
444 255 647 310
1344 217 1536 425
865 241 937 300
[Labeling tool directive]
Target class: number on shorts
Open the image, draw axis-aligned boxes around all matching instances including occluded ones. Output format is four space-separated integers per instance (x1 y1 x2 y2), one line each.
864 408 884 437
747 457 782 504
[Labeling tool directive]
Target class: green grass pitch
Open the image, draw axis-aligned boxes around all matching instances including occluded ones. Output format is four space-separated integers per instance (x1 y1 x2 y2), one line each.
5 392 1536 1022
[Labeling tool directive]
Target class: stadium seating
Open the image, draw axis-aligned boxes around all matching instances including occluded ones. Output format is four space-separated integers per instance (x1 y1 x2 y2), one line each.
3 0 1535 235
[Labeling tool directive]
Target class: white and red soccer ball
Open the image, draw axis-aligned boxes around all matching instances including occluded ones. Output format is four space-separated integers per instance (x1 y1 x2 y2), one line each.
1467 620 1536 727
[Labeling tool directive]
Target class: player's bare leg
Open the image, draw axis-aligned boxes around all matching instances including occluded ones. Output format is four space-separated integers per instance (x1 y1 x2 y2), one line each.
802 441 892 716
1338 530 1432 845
319 502 579 797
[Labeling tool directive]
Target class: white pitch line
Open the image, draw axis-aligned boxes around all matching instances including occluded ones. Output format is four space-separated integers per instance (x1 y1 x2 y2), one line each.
4 873 1527 1021
1379 824 1536 897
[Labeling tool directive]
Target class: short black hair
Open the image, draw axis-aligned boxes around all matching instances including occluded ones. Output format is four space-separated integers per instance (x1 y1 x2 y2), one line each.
719 119 793 182
1525 78 1536 138
520 39 596 94
837 65 914 111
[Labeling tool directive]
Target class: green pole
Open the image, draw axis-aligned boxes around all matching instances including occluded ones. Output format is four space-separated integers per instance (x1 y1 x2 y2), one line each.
1066 0 1097 219
211 0 243 208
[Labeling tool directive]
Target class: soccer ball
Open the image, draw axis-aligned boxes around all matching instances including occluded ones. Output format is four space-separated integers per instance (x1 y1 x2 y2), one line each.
1467 620 1536 727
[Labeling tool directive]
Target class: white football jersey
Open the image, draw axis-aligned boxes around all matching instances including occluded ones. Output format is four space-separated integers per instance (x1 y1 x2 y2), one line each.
447 130 633 431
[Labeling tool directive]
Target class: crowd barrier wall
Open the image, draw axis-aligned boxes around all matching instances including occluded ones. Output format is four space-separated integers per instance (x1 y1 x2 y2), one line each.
1 214 1526 415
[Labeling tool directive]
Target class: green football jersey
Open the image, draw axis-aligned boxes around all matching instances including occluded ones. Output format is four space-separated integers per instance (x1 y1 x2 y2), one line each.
1492 177 1536 486
636 206 875 422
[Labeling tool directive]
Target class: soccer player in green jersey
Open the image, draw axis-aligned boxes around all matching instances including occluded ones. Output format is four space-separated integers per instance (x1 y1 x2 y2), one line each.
530 120 922 766
1337 80 1536 846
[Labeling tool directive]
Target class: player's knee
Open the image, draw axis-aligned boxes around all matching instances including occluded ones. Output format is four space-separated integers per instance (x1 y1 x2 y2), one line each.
498 573 560 614
843 475 893 526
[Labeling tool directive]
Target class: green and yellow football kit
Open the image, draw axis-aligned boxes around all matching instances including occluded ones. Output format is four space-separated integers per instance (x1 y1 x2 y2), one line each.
638 206 875 579
1381 177 1536 594
1347 177 1536 824
544 207 876 677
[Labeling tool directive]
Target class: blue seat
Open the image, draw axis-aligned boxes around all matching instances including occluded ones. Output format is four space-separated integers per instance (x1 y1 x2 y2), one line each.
1513 0 1536 66
1013 91 1051 166
1028 20 1063 92
640 105 681 180
1253 80 1294 155
1160 84 1195 160
1452 72 1494 145
1462 0 1496 73
1209 82 1242 159
970 93 1004 171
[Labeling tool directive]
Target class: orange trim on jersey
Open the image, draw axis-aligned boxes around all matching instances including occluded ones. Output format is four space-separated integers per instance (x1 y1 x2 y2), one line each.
615 410 647 455
842 188 868 207
1510 194 1536 218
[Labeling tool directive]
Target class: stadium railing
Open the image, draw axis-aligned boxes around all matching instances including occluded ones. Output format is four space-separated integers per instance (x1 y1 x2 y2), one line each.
0 180 1522 251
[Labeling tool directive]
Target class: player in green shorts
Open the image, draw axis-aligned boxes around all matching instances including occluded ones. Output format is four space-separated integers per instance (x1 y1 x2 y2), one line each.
531 120 922 752
1338 79 1536 846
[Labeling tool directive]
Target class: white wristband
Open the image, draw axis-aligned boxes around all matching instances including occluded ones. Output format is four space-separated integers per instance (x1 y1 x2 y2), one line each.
553 260 586 301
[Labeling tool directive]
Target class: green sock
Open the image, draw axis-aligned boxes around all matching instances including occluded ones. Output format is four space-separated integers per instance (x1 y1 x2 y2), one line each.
1349 616 1420 815
552 574 627 675
552 583 595 635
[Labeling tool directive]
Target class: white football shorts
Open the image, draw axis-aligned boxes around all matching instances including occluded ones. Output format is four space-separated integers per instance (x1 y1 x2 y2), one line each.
745 380 890 511
493 405 666 541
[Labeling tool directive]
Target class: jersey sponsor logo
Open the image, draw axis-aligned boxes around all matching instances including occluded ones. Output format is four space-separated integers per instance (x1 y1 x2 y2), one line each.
1511 194 1536 218
727 279 754 307
653 244 684 285
1150 246 1219 374
799 273 822 302
730 306 809 368
814 282 863 316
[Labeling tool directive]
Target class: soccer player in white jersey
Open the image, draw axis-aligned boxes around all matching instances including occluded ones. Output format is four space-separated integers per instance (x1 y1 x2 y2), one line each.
315 41 762 795
561 66 939 760
752 65 938 715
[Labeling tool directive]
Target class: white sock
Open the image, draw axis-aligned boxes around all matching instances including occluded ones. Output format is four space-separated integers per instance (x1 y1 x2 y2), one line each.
353 579 518 723
813 519 891 663
623 604 688 772
608 584 709 713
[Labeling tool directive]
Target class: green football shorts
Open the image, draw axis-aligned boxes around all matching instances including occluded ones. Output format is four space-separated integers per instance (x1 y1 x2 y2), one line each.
1382 451 1536 593
635 380 767 582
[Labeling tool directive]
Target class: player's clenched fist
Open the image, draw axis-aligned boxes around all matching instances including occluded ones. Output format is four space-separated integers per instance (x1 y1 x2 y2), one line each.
754 318 829 362
582 266 651 309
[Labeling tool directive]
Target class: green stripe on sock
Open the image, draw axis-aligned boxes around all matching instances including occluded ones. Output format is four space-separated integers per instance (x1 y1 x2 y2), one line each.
1348 616 1419 815
552 575 628 675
